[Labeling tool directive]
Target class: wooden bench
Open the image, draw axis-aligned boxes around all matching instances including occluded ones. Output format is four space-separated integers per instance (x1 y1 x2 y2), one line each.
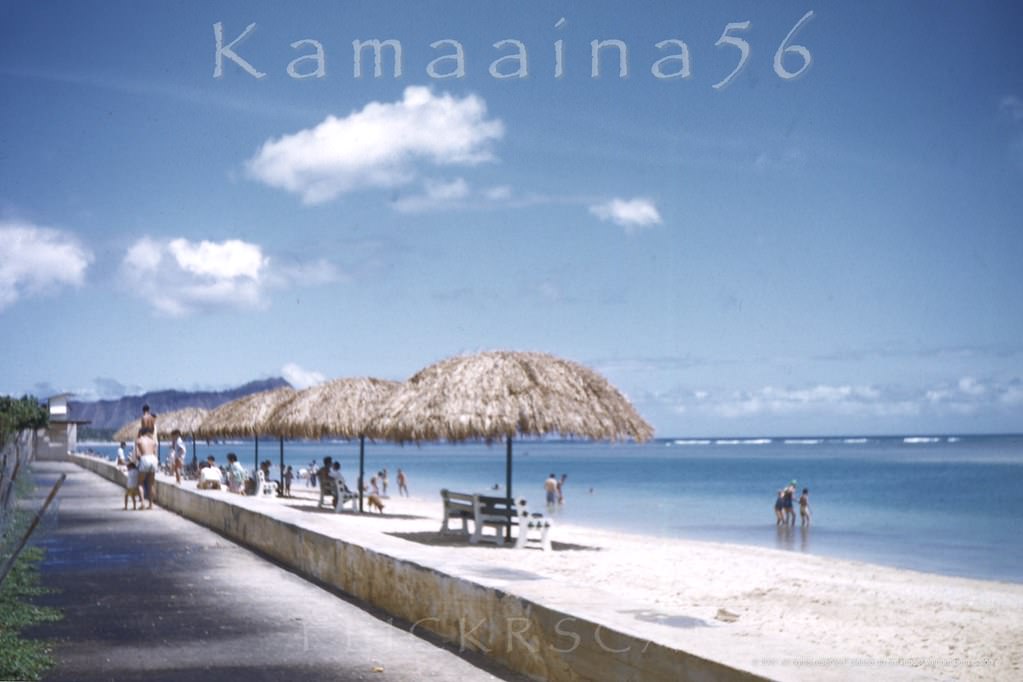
319 476 358 513
471 494 518 546
512 498 552 552
254 470 279 498
440 489 476 535
440 490 552 550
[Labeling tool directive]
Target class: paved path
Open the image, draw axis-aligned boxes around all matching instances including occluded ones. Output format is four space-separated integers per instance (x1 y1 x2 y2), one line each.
24 462 526 682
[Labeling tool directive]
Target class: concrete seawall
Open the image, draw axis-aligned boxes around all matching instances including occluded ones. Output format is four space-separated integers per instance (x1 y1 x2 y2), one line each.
71 455 766 682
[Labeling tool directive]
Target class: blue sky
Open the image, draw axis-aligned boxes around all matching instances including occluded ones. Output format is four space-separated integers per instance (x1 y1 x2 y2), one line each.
1 1 1021 437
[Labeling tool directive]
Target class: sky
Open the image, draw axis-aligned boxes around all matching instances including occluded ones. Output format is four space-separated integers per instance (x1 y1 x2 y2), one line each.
1 0 1021 437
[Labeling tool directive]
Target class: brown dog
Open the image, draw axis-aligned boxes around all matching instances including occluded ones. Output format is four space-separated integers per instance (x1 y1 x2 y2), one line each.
366 494 386 513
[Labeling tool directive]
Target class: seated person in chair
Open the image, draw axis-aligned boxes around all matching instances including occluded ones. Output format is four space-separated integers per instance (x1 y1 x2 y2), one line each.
197 456 222 490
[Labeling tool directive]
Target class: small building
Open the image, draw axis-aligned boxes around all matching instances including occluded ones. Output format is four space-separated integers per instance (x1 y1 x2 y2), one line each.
41 393 91 460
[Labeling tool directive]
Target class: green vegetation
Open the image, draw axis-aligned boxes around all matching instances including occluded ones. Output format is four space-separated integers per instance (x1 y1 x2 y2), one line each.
0 480 63 682
0 395 48 447
0 546 61 681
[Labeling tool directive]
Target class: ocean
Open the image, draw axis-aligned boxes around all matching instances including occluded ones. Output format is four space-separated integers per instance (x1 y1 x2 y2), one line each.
81 434 1023 583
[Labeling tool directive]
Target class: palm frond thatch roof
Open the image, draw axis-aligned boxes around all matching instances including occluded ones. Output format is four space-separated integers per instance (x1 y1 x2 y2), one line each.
266 377 400 440
112 419 138 444
197 387 296 439
154 406 209 439
367 350 654 443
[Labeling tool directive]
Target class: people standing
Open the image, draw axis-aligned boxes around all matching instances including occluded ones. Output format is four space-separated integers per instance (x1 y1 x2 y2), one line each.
782 480 797 526
380 468 389 496
141 403 156 432
169 429 186 484
135 427 159 510
544 473 559 509
397 468 409 497
116 441 127 468
799 488 811 526
774 490 786 525
557 474 567 505
283 466 294 497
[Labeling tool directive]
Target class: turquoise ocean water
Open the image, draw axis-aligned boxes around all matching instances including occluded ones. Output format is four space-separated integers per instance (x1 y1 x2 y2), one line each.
83 434 1023 583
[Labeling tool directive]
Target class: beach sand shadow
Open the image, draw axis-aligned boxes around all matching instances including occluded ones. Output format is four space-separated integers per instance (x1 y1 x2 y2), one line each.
387 531 598 552
280 503 425 520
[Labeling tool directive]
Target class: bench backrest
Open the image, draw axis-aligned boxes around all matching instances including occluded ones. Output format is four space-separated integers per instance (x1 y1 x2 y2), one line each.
476 494 518 519
441 489 475 506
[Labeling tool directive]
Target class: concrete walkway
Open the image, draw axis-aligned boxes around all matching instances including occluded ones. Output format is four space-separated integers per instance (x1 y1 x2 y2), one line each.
23 462 528 682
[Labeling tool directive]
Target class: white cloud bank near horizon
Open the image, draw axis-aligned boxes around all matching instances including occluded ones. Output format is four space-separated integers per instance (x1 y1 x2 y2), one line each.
663 376 1023 420
0 220 93 311
119 236 338 317
246 86 504 204
589 197 662 233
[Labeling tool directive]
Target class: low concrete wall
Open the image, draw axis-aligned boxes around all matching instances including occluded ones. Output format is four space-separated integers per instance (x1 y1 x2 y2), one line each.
72 455 766 682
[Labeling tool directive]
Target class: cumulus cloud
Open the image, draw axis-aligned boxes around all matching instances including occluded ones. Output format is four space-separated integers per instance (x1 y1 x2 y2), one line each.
281 362 325 389
589 198 662 233
246 87 504 204
0 220 93 311
121 237 267 316
120 236 339 317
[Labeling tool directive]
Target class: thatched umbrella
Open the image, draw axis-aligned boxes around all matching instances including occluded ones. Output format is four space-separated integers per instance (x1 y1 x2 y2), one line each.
368 350 654 500
154 407 209 464
113 419 138 445
267 377 399 512
198 387 296 472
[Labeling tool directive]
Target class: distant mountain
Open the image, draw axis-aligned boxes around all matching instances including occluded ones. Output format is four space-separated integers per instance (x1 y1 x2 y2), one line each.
68 378 292 430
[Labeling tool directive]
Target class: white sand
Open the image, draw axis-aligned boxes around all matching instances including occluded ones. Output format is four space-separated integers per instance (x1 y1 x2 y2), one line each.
321 490 1023 681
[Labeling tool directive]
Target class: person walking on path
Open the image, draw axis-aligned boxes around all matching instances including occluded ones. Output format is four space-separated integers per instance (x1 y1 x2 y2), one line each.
124 462 140 510
135 427 158 509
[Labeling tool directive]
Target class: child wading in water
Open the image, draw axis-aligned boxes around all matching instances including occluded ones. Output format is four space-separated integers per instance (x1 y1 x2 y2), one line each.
125 462 141 510
799 488 811 526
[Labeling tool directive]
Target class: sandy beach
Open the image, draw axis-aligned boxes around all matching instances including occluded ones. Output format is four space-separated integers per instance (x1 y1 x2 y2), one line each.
289 487 1023 681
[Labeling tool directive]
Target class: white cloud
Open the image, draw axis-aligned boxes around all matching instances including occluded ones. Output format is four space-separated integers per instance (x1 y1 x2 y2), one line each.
0 220 93 311
281 362 325 389
680 384 919 419
246 86 504 204
121 237 267 316
120 237 338 317
666 377 1023 421
393 177 471 213
589 197 662 233
167 238 264 280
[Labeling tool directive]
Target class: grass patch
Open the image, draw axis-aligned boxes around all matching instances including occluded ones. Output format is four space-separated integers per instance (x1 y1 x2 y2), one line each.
0 546 62 681
2 467 64 682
